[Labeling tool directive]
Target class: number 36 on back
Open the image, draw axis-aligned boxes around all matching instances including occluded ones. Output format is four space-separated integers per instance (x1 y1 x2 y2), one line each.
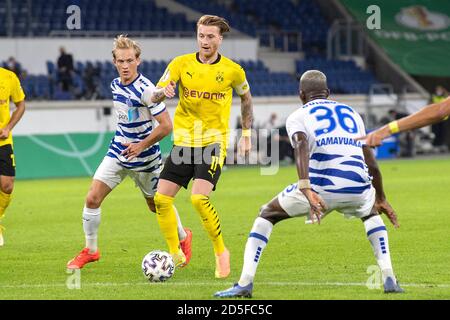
309 105 358 136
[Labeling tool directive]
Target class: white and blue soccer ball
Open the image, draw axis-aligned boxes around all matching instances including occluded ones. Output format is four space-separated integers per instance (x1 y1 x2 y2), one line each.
142 250 175 282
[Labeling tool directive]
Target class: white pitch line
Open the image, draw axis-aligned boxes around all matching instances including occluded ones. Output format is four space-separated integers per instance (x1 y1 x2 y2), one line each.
64 133 93 176
0 281 449 289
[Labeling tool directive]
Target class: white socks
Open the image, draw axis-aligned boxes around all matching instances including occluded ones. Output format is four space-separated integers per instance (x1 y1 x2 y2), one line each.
82 204 185 253
236 214 396 287
83 206 101 253
364 215 396 282
173 205 187 241
238 217 273 287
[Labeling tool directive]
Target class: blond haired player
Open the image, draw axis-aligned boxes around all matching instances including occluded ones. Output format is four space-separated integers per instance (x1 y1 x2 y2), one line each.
151 15 254 278
67 35 192 269
0 67 26 246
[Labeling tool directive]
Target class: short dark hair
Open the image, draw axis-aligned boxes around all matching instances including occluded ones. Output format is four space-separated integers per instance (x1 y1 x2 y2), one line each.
299 70 328 93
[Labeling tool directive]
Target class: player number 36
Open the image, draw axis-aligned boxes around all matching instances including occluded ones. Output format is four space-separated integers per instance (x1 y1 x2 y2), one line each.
309 105 358 136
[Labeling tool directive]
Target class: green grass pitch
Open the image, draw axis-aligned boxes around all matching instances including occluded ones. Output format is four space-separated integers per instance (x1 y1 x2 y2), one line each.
0 158 449 300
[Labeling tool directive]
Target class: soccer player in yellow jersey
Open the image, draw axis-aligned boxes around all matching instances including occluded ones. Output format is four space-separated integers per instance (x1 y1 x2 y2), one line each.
151 15 254 278
0 67 26 246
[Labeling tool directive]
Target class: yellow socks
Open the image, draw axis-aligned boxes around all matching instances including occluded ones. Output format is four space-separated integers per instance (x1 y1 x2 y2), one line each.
191 194 225 255
154 192 180 254
0 191 12 221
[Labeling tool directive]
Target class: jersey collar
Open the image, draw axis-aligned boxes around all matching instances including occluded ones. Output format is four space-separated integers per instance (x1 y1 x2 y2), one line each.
120 73 141 87
196 52 221 65
302 98 332 108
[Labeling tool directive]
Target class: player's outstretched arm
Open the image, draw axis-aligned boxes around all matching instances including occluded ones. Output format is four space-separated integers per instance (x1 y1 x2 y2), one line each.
150 81 177 104
238 91 254 156
292 132 327 224
121 110 173 160
358 97 450 147
362 146 399 228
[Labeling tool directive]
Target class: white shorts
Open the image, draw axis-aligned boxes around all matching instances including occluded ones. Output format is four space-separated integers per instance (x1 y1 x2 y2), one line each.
93 156 161 198
277 183 376 220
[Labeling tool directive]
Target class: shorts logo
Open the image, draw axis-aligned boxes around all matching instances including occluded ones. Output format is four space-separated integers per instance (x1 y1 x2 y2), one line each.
208 156 220 178
215 71 224 83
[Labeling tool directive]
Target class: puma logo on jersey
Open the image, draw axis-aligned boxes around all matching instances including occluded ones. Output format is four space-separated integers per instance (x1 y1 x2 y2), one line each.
186 72 194 78
208 169 215 178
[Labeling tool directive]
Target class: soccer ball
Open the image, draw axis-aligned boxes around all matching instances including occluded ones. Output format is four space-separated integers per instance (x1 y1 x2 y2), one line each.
142 250 175 282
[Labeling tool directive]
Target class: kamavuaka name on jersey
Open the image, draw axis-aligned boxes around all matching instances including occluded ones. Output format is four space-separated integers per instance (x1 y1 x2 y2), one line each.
183 87 226 100
316 136 363 147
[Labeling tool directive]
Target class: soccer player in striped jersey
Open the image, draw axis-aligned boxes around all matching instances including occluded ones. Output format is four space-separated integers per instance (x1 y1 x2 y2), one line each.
150 15 253 278
215 70 403 298
67 35 192 269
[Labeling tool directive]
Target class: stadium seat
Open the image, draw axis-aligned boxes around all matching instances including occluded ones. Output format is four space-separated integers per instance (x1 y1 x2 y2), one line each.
9 0 194 36
53 88 73 100
175 0 329 51
48 58 297 99
296 58 379 94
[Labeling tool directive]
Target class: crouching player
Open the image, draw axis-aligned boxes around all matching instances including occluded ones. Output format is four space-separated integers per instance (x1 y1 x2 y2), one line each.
215 70 403 298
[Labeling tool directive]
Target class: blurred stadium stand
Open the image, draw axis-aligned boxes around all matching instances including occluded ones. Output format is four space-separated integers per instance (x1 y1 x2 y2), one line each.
1 0 388 99
4 0 196 36
11 59 299 100
0 0 435 97
1 0 442 166
296 58 378 94
175 0 329 51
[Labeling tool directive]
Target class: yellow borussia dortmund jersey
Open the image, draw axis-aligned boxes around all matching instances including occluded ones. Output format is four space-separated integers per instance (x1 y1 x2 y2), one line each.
0 68 25 146
157 53 249 148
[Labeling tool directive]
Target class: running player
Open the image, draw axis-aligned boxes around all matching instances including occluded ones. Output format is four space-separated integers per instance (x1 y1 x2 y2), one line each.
67 35 192 269
151 15 254 278
214 70 403 297
0 67 26 246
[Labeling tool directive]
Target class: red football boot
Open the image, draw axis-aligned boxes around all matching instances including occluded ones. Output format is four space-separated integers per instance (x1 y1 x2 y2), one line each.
67 248 100 269
179 227 192 266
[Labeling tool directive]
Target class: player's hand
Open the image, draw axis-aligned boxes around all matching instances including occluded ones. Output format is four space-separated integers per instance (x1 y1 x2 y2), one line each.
301 188 327 225
238 136 251 157
121 142 145 160
164 81 176 99
0 128 10 139
356 126 391 147
375 198 399 228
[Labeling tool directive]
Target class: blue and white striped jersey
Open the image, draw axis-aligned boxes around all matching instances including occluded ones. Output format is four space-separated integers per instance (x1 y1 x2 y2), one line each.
107 73 166 172
286 99 371 196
